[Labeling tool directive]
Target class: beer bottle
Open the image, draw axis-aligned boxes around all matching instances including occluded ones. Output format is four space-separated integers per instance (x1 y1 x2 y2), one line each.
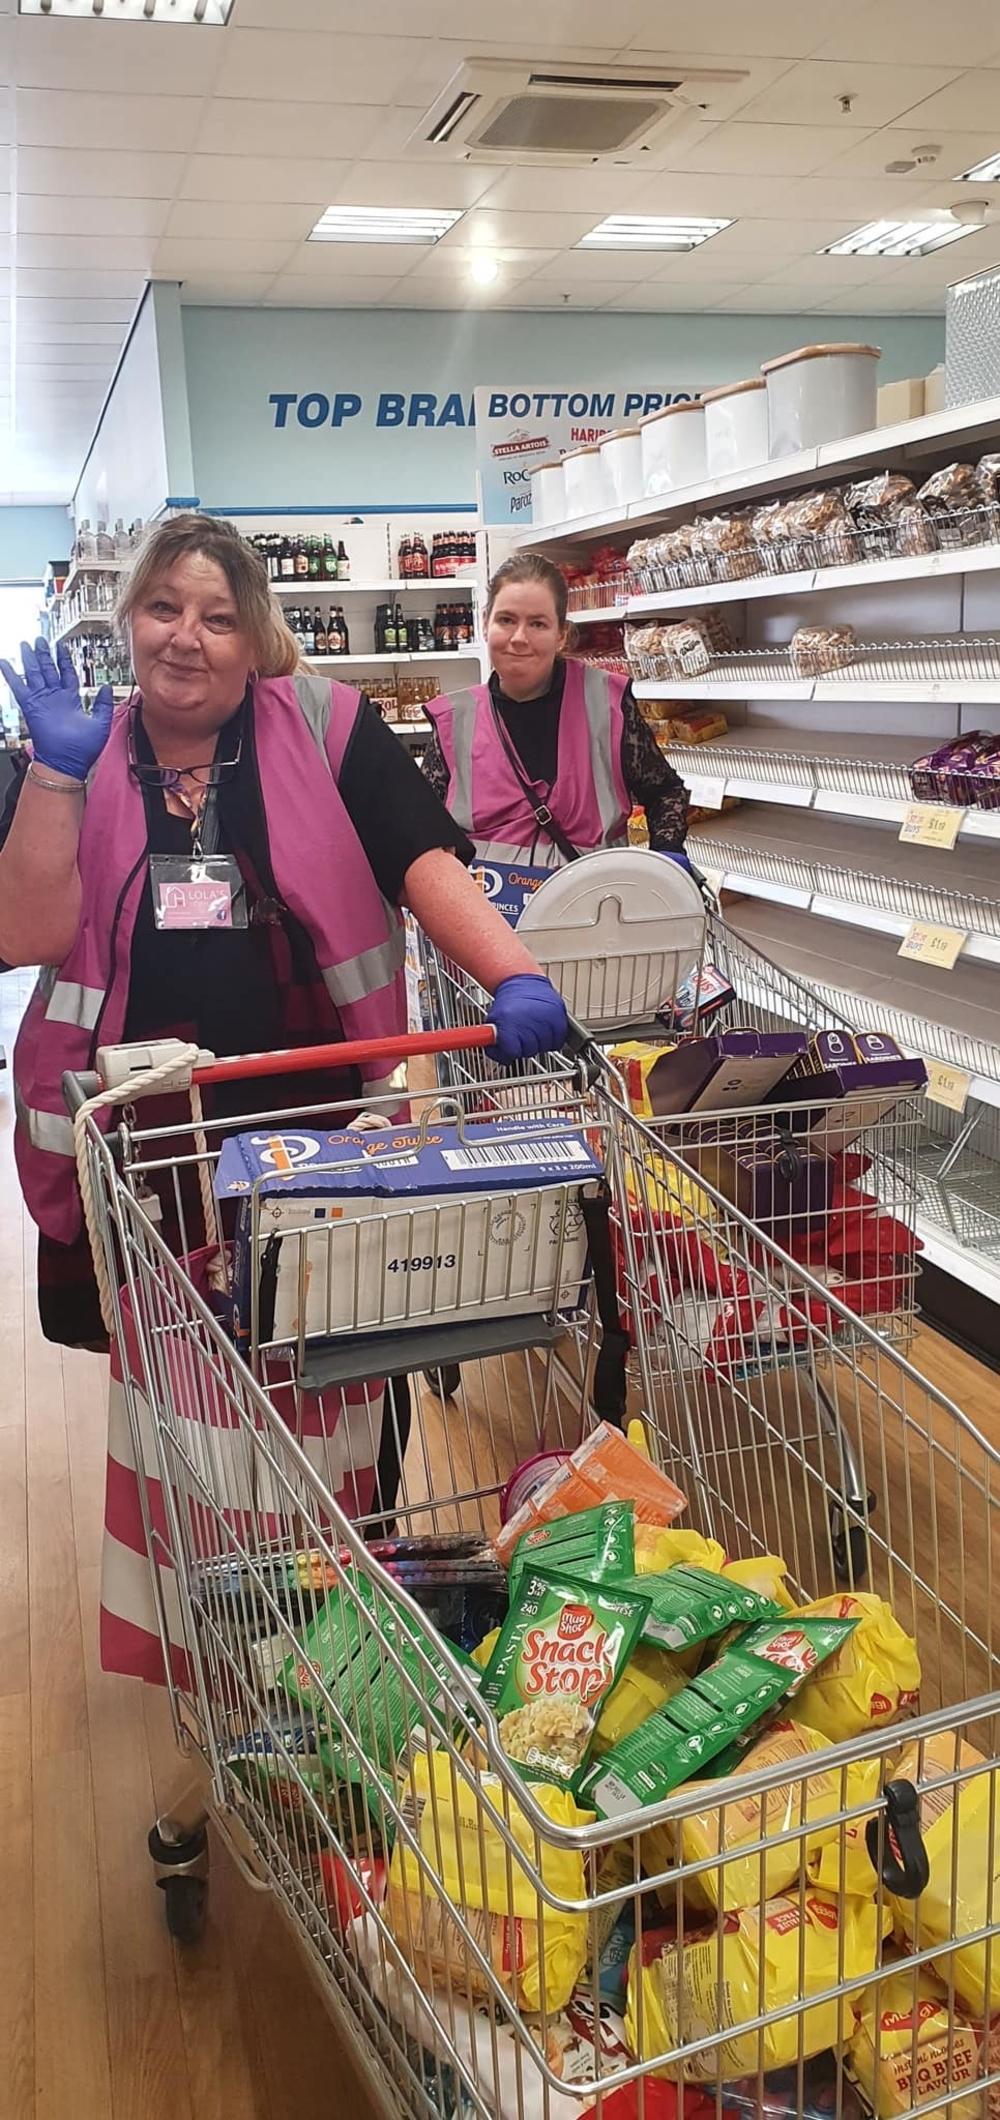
322 535 336 580
313 607 327 656
338 605 351 655
308 536 321 580
301 608 315 656
280 535 295 581
336 540 350 580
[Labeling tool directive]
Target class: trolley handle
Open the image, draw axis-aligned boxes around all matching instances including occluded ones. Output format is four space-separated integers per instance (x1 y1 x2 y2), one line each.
191 1024 496 1086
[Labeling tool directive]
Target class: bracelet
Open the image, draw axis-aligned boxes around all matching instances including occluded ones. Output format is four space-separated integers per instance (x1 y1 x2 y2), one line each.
27 763 85 794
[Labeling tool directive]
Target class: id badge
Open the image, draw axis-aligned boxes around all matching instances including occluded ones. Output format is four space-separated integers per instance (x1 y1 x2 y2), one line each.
149 854 248 931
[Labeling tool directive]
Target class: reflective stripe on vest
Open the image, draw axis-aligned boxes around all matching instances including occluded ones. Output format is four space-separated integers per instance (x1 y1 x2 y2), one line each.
447 684 479 836
43 978 105 1031
582 661 629 844
320 925 406 1010
14 1083 76 1156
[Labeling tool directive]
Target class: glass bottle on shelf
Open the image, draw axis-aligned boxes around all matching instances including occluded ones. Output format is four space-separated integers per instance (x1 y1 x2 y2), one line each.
335 605 350 654
322 535 337 580
336 540 350 581
280 536 295 581
313 608 328 656
307 537 321 581
294 536 309 580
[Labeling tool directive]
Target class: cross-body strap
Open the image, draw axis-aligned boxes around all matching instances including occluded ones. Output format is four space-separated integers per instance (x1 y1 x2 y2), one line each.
488 697 581 864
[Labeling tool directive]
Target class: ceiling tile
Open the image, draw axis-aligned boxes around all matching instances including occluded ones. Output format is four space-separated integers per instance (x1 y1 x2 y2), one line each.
178 154 350 206
17 297 138 325
17 235 158 274
18 195 170 239
194 98 391 162
706 217 862 258
814 128 1000 183
16 16 225 96
755 254 912 292
330 161 497 211
263 274 404 306
680 122 879 177
819 0 1000 67
279 240 432 279
19 146 185 200
165 200 318 243
813 284 944 311
709 286 835 311
215 29 435 108
154 238 295 276
630 2 830 59
179 275 279 305
402 246 551 282
16 269 145 299
892 70 1000 131
436 209 596 250
16 88 204 155
627 168 947 221
605 282 750 310
519 248 652 285
474 166 653 214
735 59 963 130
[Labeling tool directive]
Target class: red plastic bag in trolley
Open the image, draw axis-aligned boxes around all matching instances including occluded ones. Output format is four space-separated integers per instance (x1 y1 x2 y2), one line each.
101 1244 384 1687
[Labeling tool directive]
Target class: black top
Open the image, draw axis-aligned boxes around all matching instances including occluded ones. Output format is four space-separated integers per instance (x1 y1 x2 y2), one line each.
421 658 689 853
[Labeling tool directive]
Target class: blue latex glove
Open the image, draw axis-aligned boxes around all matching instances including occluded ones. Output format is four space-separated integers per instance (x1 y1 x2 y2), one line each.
487 973 569 1064
0 636 114 780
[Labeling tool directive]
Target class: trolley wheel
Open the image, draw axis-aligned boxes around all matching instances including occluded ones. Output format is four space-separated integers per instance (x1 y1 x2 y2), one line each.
829 1499 873 1587
162 1875 208 1945
424 1362 461 1400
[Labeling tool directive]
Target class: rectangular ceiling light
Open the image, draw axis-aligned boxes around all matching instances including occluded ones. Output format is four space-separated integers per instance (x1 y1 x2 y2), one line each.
19 1 234 19
578 213 732 252
822 216 975 257
308 205 464 245
957 151 1000 182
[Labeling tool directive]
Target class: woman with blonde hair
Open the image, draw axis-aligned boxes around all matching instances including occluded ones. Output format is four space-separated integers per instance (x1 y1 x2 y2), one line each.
0 512 567 1673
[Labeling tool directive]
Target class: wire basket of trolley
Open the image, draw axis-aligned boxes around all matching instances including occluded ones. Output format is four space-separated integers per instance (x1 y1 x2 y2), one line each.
68 1020 1000 2120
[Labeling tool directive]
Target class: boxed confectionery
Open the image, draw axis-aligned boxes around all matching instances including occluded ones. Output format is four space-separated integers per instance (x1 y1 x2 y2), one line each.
766 1031 928 1152
640 1029 809 1117
215 1118 603 1349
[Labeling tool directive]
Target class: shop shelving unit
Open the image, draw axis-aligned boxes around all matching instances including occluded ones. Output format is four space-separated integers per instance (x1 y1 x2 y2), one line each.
518 392 1000 1320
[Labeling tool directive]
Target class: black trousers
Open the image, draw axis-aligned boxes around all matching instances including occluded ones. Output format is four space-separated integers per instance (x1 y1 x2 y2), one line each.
368 1372 413 1534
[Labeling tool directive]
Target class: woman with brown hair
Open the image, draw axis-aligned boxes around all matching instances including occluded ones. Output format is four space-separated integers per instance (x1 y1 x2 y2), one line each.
0 513 568 1672
422 550 689 868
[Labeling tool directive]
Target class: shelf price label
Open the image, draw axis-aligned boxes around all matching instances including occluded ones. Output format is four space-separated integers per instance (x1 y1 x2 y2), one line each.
687 778 726 810
897 922 968 970
898 803 965 850
924 1061 972 1114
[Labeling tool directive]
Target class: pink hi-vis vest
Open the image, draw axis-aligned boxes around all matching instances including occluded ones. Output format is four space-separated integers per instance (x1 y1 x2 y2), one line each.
14 673 408 1244
425 659 630 868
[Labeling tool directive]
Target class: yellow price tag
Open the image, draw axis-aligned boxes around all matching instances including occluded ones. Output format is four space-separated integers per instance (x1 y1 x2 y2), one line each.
925 1061 972 1114
898 802 964 850
897 922 967 969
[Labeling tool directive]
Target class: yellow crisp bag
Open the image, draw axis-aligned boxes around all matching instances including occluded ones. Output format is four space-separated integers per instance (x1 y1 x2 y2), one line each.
890 1733 1000 2017
676 1720 881 1911
722 1555 798 1613
792 1594 921 1741
471 1627 501 1671
593 1644 689 1754
627 1888 885 2082
633 1525 726 1577
849 1969 984 2118
387 1751 593 2014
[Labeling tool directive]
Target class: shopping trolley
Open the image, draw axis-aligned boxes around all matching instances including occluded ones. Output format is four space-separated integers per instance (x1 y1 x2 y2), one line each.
68 1023 1000 2120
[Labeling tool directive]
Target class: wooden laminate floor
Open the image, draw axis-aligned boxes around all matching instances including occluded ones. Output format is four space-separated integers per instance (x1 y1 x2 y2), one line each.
1 968 997 2119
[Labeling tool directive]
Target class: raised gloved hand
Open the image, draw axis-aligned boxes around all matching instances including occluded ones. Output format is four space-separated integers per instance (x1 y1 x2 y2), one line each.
487 973 569 1064
0 637 114 781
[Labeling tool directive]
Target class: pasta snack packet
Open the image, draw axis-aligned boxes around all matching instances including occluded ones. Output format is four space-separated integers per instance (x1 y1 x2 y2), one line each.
386 1749 593 2012
730 1614 860 1693
627 1889 885 2082
848 1969 984 2119
889 1732 1000 2015
509 1501 635 1595
613 1564 782 1653
579 1655 795 1819
791 1593 921 1741
676 1720 881 1910
481 1568 650 1788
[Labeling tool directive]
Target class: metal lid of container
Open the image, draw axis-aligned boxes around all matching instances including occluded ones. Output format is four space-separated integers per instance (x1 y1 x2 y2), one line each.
761 342 881 373
639 400 704 426
701 376 767 401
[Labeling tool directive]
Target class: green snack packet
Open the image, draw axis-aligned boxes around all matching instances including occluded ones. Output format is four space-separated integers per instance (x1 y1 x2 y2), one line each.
480 1566 650 1789
279 1573 481 1816
611 1563 783 1653
508 1501 636 1595
723 1614 859 1689
578 1661 792 1818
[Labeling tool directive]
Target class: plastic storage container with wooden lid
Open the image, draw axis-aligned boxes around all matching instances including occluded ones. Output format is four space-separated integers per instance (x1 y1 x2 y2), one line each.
702 377 768 478
761 343 880 460
563 443 610 517
599 426 642 508
529 458 566 527
639 400 707 497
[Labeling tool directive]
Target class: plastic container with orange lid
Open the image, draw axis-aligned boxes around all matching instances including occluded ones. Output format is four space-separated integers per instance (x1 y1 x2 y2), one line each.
702 376 768 478
761 342 880 460
639 399 707 497
599 425 643 508
528 458 566 527
562 443 610 517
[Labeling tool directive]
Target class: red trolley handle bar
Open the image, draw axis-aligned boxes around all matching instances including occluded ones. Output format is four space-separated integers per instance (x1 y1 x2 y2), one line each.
190 1024 497 1086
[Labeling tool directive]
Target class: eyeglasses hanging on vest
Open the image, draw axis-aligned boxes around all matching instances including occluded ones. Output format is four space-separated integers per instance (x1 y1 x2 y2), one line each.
420 550 691 872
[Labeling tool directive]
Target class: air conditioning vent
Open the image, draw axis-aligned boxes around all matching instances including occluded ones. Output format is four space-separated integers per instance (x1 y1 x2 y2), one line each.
410 58 749 167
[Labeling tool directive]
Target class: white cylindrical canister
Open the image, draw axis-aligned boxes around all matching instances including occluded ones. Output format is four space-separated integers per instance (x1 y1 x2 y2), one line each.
562 444 609 516
702 376 769 478
599 426 643 507
529 458 566 525
639 401 707 496
761 342 880 459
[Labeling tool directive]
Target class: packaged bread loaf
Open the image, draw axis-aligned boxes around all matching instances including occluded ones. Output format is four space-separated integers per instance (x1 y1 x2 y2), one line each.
688 511 758 582
790 625 857 677
781 487 857 566
845 471 937 558
916 460 986 546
